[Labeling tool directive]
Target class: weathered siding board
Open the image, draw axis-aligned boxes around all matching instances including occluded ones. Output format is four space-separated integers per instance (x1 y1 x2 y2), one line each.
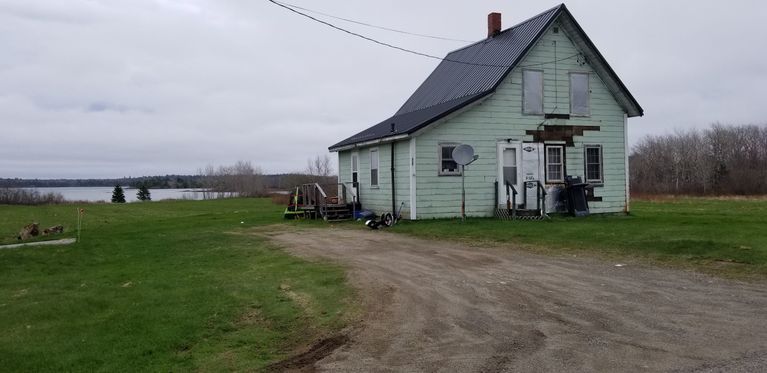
414 21 627 218
338 142 412 217
394 141 412 219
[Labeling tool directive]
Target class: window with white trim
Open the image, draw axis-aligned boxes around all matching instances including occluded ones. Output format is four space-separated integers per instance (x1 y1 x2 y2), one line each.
369 148 379 187
570 72 590 116
545 145 564 183
523 69 544 115
438 143 461 176
584 145 603 183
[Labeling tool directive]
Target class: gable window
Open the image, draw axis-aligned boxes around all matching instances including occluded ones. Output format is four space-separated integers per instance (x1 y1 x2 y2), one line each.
545 145 565 183
570 72 590 116
370 148 379 187
438 143 461 176
523 69 544 115
584 145 603 183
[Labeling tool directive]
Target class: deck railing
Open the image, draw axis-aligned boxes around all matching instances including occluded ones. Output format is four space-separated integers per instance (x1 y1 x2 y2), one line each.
524 180 548 218
300 182 358 219
505 181 518 219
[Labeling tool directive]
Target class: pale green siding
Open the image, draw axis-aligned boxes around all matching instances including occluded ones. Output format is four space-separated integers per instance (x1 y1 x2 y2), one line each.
338 151 351 185
337 140 412 218
414 21 628 218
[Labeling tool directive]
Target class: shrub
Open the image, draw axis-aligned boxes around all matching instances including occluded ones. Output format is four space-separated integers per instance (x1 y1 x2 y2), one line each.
0 188 65 205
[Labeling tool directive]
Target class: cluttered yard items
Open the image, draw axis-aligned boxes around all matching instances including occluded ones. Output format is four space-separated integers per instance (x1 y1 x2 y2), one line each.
17 223 65 241
283 183 358 222
365 202 405 230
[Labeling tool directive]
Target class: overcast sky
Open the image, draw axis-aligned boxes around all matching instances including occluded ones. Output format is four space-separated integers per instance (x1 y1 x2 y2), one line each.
1 0 765 179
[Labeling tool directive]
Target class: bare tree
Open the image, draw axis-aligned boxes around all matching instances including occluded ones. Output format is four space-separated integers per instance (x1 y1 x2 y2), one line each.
306 154 334 177
198 161 266 198
631 123 767 195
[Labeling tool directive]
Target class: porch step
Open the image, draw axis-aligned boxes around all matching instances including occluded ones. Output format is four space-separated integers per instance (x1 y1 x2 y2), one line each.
494 208 546 221
322 204 353 222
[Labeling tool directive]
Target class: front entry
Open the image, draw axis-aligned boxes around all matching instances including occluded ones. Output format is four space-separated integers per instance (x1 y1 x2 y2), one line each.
497 142 544 208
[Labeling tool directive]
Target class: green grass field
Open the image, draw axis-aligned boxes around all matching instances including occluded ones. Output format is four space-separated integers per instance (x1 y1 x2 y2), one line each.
391 198 767 278
0 199 353 371
2 196 766 371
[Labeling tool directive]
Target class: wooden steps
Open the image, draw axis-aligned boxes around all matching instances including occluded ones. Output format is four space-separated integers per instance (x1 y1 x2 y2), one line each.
322 204 353 222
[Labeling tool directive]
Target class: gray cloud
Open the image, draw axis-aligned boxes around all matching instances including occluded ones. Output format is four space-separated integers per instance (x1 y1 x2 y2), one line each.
1 0 765 178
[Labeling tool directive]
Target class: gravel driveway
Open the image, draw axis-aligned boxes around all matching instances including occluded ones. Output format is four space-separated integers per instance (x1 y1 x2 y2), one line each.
263 227 767 372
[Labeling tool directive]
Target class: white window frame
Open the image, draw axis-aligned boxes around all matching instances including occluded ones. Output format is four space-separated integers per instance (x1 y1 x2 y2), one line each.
350 151 359 183
584 144 603 184
369 148 379 188
545 145 565 183
570 72 590 116
438 143 461 176
523 69 544 115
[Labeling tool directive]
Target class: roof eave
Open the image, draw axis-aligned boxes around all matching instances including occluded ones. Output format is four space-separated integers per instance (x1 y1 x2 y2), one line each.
329 133 410 152
329 91 493 152
558 5 644 117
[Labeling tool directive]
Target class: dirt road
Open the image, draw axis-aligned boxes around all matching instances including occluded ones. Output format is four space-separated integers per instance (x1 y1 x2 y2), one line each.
263 227 767 372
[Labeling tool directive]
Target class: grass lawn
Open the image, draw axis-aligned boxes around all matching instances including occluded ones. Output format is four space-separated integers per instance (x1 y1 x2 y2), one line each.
391 198 767 278
0 198 353 371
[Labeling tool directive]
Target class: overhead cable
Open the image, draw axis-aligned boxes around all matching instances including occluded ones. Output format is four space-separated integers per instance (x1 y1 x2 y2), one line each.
274 1 473 43
267 0 580 69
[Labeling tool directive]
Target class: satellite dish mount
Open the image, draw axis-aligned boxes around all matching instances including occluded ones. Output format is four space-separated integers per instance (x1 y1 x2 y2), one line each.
452 144 479 221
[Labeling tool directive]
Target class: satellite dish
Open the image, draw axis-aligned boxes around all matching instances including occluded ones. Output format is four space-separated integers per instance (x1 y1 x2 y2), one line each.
452 144 478 166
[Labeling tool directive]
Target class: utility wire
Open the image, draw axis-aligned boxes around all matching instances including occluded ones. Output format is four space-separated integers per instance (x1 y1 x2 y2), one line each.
273 0 473 43
267 0 580 69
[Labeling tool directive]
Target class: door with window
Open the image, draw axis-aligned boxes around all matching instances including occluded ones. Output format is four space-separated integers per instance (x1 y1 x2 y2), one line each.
497 142 522 207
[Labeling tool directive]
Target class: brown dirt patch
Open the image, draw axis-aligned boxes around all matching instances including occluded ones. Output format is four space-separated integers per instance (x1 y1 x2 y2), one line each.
266 334 350 372
257 226 767 372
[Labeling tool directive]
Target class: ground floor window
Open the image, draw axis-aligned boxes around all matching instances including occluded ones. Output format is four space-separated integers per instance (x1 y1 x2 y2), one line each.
545 145 564 183
438 143 461 176
584 145 603 183
370 148 379 187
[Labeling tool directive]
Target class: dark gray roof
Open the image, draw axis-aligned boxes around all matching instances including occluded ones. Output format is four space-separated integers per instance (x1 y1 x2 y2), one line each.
330 4 643 151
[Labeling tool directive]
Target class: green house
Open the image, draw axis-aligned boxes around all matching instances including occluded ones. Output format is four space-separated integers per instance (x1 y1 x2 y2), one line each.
329 4 643 219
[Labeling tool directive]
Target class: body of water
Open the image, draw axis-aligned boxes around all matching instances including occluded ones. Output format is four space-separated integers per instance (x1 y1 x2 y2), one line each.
27 187 222 203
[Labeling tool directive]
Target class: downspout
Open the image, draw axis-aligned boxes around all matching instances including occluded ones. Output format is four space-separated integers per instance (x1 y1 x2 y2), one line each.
391 141 396 214
390 123 396 214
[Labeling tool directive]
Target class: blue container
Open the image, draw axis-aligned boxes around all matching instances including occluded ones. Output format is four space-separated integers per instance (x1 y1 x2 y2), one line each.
354 210 376 221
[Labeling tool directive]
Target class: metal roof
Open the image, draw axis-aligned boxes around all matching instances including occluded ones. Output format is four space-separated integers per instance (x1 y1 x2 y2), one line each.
329 4 643 151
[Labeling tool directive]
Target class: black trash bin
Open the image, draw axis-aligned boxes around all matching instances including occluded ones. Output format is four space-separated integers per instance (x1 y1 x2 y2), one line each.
565 176 590 217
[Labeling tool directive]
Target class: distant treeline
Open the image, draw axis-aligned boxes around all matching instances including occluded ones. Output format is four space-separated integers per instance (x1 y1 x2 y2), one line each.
630 123 767 195
0 175 205 189
0 173 335 191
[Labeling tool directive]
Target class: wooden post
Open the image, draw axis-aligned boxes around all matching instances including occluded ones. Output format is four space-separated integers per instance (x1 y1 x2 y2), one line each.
461 164 466 222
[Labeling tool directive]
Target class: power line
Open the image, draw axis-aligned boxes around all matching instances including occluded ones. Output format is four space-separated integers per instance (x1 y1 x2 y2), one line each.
266 0 580 69
273 1 473 43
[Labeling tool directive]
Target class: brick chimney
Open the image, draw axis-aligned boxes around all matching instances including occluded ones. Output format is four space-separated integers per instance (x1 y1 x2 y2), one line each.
488 12 502 37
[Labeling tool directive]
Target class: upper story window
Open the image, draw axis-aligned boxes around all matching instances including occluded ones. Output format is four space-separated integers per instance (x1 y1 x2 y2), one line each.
438 143 461 176
370 148 379 187
570 72 590 116
523 69 544 115
584 145 603 184
545 145 564 183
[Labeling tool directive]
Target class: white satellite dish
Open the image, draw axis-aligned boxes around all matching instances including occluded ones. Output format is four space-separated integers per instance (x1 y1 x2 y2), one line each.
452 144 478 166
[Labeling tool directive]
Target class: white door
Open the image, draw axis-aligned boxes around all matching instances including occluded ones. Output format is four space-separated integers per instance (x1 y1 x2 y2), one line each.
497 142 522 207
